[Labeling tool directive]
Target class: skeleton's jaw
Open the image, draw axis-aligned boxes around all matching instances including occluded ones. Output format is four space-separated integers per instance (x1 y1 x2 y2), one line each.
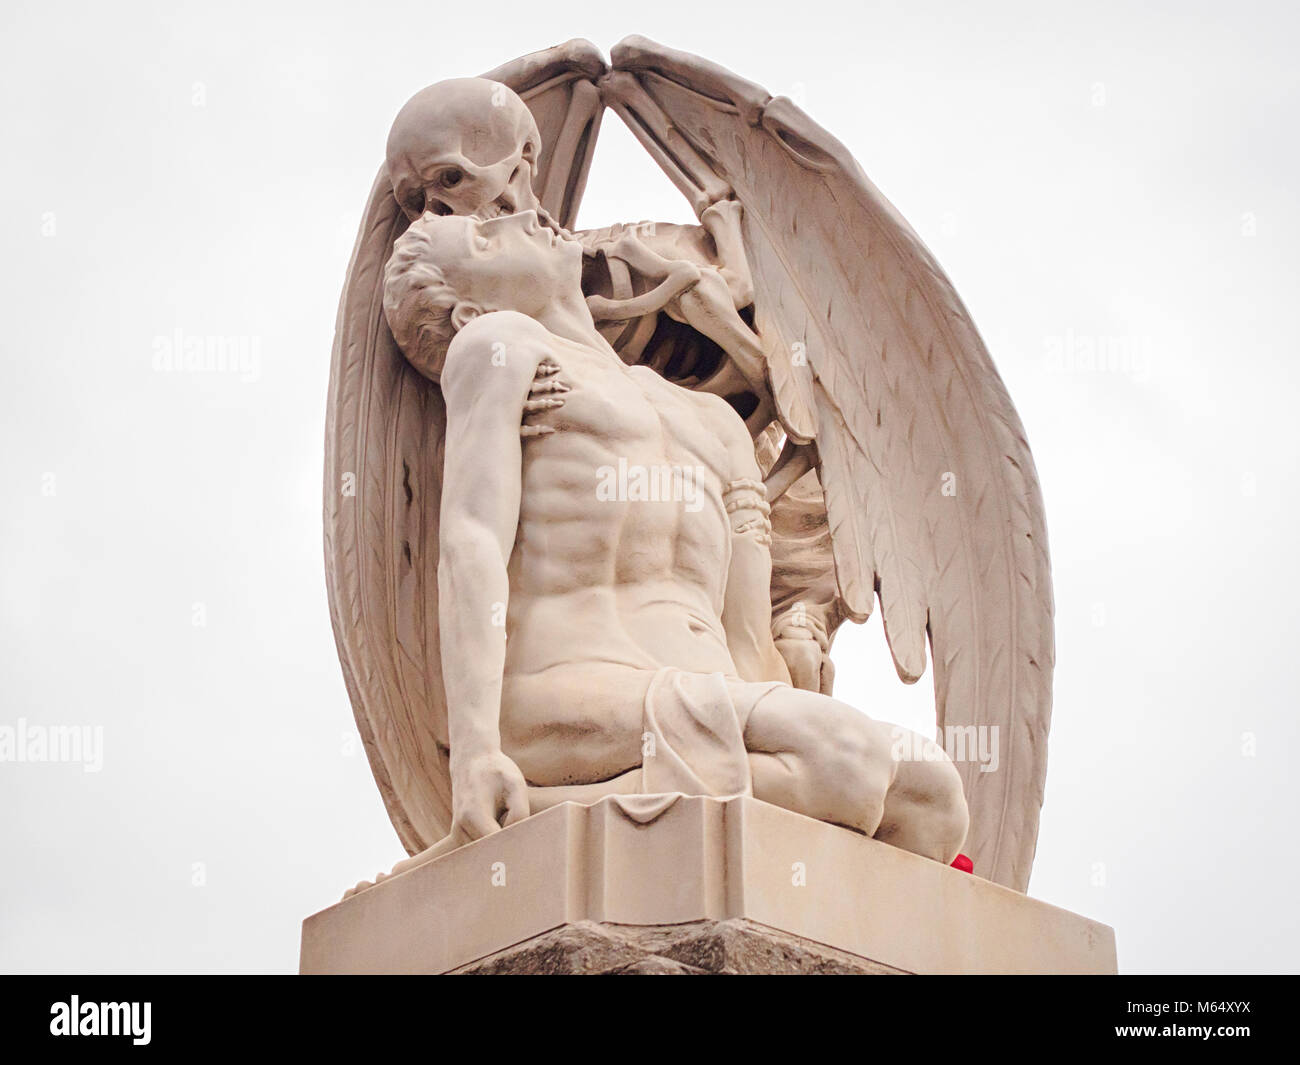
472 184 544 220
474 195 515 219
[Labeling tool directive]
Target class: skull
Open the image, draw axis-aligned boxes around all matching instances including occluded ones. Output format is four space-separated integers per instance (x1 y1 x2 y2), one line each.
386 78 542 223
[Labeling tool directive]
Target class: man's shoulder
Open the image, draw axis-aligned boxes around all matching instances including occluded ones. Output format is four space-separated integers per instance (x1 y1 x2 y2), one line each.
682 382 752 443
449 310 551 356
442 312 553 397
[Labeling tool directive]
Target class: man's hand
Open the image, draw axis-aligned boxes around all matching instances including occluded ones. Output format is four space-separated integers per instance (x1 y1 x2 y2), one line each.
450 748 530 841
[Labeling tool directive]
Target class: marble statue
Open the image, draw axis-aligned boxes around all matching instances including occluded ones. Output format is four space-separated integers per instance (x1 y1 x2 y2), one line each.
324 37 1054 898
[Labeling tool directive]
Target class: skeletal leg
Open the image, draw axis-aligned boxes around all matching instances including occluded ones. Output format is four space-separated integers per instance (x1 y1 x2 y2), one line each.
700 199 754 309
670 267 768 389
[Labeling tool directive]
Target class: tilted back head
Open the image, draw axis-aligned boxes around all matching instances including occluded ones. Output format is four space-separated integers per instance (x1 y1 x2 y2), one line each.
383 208 582 381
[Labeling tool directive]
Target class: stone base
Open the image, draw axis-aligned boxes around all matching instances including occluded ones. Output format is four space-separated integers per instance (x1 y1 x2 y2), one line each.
452 918 906 974
300 795 1116 975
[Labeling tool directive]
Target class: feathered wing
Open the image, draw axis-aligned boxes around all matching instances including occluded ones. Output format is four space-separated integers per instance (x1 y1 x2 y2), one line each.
482 41 607 230
607 36 1054 891
324 41 608 855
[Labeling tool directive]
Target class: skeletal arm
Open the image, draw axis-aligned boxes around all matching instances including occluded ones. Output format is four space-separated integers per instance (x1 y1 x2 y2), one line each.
584 220 770 393
709 401 791 686
579 197 754 312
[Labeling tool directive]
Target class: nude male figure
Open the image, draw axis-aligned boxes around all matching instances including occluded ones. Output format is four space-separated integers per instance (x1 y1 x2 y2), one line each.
384 76 837 692
377 207 969 881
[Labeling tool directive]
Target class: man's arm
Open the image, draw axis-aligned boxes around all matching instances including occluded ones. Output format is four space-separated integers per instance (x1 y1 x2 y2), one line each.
437 311 550 839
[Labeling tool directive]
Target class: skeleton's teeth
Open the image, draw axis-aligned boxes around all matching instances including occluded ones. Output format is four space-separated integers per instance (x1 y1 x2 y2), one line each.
474 199 514 219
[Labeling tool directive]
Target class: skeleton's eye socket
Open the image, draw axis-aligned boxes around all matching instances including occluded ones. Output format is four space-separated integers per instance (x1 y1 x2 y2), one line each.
440 169 464 189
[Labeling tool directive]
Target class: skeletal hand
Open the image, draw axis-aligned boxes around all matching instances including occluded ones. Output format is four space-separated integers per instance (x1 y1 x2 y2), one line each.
521 358 568 438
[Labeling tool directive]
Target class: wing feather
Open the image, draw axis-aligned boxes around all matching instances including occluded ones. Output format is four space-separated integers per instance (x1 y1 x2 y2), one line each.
610 36 1054 890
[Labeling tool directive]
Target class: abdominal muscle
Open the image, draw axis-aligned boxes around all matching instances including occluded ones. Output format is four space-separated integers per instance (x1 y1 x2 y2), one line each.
494 352 739 786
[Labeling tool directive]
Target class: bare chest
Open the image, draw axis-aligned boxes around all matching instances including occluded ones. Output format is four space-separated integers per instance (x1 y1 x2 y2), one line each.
526 342 730 477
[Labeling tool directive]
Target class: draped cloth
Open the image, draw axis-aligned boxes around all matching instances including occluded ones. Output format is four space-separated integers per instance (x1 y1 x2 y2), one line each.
639 667 778 799
524 667 784 827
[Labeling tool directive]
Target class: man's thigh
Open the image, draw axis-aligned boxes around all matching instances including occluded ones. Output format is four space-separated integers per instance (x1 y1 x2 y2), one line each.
742 685 968 860
741 685 898 834
503 664 653 785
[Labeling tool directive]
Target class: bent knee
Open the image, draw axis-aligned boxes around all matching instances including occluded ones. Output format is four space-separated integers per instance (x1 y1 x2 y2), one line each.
878 747 970 863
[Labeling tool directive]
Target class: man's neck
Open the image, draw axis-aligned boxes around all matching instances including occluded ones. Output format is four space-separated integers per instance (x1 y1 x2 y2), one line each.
532 295 617 361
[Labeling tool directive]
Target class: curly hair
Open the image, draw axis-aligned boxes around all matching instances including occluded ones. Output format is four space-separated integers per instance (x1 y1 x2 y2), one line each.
383 217 461 382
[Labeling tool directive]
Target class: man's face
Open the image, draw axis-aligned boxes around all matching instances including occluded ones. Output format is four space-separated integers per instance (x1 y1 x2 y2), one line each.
428 211 583 319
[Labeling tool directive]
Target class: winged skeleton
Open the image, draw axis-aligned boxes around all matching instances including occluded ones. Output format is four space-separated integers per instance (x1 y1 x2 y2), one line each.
324 37 1054 892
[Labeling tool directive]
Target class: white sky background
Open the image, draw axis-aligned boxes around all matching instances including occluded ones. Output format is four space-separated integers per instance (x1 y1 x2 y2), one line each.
1 0 1296 974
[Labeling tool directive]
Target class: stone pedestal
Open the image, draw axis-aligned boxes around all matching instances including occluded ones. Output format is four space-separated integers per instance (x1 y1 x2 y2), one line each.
300 795 1116 975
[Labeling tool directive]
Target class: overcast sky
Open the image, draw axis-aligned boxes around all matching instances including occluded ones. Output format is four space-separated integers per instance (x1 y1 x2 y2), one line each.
2 0 1296 974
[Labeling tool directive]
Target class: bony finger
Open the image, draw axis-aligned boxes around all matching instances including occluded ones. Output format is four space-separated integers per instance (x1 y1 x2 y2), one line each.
528 377 570 394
